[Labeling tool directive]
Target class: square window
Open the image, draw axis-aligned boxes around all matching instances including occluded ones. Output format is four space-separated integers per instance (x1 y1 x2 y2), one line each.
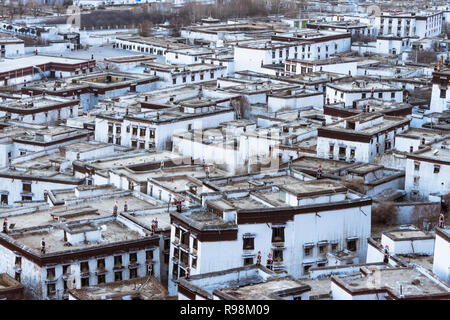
114 255 122 267
81 277 89 287
47 268 55 279
304 247 312 256
80 261 89 273
97 274 106 284
97 259 105 270
434 165 440 174
347 239 357 252
243 237 254 250
114 271 122 281
303 265 312 274
129 268 138 279
271 227 285 243
273 249 283 262
47 283 56 296
243 257 253 266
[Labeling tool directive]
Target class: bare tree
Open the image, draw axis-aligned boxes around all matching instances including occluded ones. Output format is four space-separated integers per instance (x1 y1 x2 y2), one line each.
408 49 437 64
411 204 441 229
139 20 153 37
372 202 399 225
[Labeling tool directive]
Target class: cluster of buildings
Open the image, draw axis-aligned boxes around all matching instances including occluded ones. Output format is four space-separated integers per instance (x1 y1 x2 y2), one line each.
0 1 448 300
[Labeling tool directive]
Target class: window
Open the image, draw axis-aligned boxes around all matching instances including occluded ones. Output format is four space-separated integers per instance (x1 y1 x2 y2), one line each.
210 71 214 79
81 277 89 287
15 272 21 283
114 255 122 268
182 76 186 83
440 89 446 98
131 140 137 148
273 249 283 262
350 149 356 160
97 259 105 270
192 238 198 251
243 237 254 250
331 243 338 252
329 144 334 154
47 268 55 280
15 256 21 268
47 283 56 296
146 250 154 262
80 261 89 273
243 257 253 266
97 274 106 284
132 127 138 136
139 142 145 149
114 271 122 281
192 257 197 269
108 123 113 133
22 182 31 193
303 265 312 274
129 268 138 279
319 245 327 254
378 92 382 98
434 165 440 174
271 227 285 243
129 252 137 264
391 92 395 99
339 147 346 157
191 75 195 82
116 126 121 134
362 93 366 99
172 78 177 85
1 194 7 205
200 74 204 80
347 239 357 252
304 247 312 256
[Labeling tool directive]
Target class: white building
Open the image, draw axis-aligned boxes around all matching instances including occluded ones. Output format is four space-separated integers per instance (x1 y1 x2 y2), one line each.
234 30 351 74
143 62 227 88
95 105 235 151
375 11 443 39
177 265 311 300
433 227 450 284
285 57 358 77
0 33 24 58
405 138 450 200
428 68 450 115
325 80 403 107
168 176 372 295
0 187 162 299
317 113 410 163
331 266 450 300
0 96 80 125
